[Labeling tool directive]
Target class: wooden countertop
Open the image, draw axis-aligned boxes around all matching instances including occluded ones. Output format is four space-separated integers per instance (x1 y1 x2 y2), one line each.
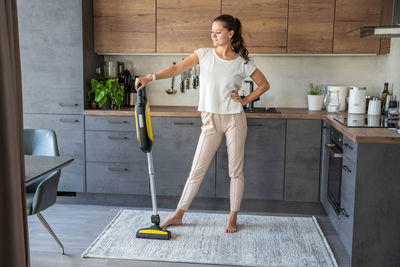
84 106 400 144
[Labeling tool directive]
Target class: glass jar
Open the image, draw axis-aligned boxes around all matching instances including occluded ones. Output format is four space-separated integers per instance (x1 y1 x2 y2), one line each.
324 90 340 112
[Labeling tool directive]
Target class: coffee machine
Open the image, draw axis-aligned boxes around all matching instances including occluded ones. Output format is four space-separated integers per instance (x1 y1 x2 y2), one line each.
124 75 137 107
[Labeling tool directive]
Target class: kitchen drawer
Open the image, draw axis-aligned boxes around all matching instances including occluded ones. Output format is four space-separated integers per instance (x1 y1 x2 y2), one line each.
58 161 84 192
24 114 85 192
343 135 358 164
341 157 356 215
23 87 83 114
85 130 144 163
339 197 355 256
86 162 149 195
85 115 136 131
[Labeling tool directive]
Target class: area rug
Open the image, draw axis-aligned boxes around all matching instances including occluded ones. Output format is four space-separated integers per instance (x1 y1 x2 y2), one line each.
82 209 338 266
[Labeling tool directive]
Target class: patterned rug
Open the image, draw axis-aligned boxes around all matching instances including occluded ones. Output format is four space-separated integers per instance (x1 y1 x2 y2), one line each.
82 209 338 266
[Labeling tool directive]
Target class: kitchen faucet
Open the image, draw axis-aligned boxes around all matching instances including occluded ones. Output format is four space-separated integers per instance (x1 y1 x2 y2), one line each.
244 80 260 110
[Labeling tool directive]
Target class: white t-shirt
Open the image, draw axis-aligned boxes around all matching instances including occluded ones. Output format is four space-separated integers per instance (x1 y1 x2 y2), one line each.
195 48 257 114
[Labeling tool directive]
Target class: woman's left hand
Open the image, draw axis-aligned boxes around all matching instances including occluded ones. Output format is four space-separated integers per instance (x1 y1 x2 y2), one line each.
231 90 247 106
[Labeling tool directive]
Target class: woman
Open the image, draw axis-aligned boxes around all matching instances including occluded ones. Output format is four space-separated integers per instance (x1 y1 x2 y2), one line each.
135 14 270 233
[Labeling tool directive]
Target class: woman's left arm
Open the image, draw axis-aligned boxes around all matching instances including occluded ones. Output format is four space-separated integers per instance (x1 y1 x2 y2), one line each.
231 68 270 106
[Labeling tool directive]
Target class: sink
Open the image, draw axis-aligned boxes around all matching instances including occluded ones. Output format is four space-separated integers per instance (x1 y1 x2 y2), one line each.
245 107 281 114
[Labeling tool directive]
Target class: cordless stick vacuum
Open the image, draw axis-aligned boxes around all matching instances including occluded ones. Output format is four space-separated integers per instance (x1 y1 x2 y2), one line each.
135 86 171 240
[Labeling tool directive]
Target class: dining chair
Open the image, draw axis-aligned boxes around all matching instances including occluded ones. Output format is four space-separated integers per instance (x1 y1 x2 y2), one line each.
24 128 64 254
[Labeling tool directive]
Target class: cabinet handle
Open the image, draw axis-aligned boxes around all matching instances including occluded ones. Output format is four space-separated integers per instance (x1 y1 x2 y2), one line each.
59 103 79 107
248 124 263 127
107 136 128 140
343 165 352 173
344 143 353 150
340 208 350 217
108 120 128 124
174 122 194 126
108 167 128 172
59 119 79 123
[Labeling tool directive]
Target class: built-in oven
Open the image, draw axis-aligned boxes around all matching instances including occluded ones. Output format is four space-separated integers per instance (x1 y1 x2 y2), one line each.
326 127 343 216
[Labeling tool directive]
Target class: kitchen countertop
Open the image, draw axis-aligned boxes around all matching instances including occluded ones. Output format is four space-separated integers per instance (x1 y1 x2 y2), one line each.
84 106 400 144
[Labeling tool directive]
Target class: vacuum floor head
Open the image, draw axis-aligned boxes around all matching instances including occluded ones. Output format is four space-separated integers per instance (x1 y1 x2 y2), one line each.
136 224 171 240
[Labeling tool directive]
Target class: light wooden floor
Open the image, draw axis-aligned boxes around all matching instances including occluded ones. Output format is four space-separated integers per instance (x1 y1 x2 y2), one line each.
28 203 350 267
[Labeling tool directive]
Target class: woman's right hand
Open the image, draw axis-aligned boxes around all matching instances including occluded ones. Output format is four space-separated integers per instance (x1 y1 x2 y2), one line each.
135 76 152 90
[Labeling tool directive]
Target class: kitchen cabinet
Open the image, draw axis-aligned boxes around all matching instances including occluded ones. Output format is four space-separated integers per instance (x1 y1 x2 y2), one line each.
216 119 286 200
84 115 149 195
285 119 322 202
24 114 85 192
333 0 382 54
320 122 400 266
222 0 288 54
93 0 156 53
18 0 90 192
151 117 216 197
157 0 220 53
287 0 335 54
18 0 84 114
92 0 391 54
86 162 149 195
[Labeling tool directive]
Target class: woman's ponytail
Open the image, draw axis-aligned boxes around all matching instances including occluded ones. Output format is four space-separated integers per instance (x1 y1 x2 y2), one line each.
213 15 249 64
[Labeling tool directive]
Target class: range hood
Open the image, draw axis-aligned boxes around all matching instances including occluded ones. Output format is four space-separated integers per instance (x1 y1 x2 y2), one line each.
360 0 400 38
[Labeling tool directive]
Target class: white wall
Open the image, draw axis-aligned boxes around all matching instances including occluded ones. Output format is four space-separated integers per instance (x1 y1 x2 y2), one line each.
105 39 400 108
385 38 400 98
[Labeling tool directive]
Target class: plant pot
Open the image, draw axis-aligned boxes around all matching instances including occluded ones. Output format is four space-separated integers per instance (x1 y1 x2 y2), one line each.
100 98 111 110
307 95 324 111
89 101 98 109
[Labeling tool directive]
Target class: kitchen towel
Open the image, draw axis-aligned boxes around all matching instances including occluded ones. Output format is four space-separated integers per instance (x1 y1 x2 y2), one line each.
82 209 338 267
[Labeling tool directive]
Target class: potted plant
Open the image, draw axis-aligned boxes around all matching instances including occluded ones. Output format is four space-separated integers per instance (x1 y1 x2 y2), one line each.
307 83 324 111
88 78 124 109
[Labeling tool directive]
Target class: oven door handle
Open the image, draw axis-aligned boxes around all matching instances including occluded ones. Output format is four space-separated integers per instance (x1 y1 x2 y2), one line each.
326 143 343 158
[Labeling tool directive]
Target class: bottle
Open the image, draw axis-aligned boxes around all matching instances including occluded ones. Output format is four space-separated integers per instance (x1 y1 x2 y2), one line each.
381 82 389 115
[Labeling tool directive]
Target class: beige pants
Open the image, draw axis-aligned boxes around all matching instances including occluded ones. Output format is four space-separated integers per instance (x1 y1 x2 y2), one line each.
177 111 247 212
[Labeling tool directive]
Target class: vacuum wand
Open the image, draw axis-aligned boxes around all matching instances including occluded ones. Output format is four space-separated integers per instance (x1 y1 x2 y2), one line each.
146 151 157 215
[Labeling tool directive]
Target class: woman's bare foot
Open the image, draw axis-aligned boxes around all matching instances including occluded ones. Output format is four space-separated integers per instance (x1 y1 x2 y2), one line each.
225 211 238 233
160 209 185 228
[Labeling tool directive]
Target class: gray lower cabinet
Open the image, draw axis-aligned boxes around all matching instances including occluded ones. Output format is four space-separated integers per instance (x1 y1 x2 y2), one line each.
285 119 321 202
216 119 286 200
85 131 144 163
321 123 400 266
24 114 85 192
338 155 356 255
85 115 149 195
86 162 148 194
151 117 216 198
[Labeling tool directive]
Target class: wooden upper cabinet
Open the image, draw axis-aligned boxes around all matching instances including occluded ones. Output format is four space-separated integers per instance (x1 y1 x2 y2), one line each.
288 0 335 54
93 0 155 53
157 0 220 53
333 0 382 54
222 0 288 54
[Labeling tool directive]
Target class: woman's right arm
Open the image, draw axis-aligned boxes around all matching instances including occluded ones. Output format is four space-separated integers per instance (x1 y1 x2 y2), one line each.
135 53 199 90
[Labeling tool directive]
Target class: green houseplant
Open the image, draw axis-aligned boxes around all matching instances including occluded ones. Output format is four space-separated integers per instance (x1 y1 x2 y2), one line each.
307 83 324 111
88 77 125 109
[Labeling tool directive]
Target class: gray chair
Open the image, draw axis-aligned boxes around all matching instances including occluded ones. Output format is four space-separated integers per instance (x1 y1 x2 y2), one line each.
24 129 64 254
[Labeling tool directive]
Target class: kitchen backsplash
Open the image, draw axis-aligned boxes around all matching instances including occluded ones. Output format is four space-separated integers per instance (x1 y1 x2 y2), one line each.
105 39 400 108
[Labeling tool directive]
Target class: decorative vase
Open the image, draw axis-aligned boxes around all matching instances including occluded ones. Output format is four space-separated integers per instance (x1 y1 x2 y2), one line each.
307 95 324 111
100 98 111 110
